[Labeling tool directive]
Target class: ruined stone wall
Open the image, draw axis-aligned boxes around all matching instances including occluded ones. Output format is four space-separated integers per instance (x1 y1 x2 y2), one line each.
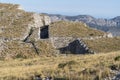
0 3 52 58
50 37 94 54
23 13 51 41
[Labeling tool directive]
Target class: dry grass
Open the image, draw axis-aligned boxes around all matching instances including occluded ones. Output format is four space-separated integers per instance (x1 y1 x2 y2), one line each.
1 40 54 59
84 37 120 53
0 3 33 39
0 41 36 59
0 51 120 80
0 3 120 80
50 21 105 37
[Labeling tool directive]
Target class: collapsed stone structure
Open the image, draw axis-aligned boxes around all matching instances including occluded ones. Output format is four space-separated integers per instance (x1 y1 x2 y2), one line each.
0 3 52 58
31 15 94 54
51 37 94 54
0 3 115 58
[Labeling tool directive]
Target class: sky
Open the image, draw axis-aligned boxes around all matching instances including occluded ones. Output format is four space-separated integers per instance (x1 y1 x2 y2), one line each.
0 0 119 18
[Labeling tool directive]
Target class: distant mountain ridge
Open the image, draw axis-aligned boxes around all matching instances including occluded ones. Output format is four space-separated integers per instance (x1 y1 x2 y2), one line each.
47 13 120 36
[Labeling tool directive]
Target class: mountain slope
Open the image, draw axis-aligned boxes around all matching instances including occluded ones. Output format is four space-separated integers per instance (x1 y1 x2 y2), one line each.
0 3 52 59
0 3 120 59
50 21 120 53
50 21 105 37
48 14 120 36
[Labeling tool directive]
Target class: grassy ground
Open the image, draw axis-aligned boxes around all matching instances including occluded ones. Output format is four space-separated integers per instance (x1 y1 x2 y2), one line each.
0 51 120 80
50 21 105 37
0 3 120 80
1 40 54 59
84 37 120 53
0 3 33 39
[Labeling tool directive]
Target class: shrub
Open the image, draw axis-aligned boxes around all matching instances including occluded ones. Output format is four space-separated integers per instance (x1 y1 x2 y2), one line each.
114 56 120 61
58 60 77 68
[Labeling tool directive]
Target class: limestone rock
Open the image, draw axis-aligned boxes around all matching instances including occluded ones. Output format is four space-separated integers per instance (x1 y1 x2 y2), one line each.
32 13 51 28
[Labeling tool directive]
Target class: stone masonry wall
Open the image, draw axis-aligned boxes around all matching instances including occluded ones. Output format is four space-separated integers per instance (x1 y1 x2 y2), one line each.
50 37 94 54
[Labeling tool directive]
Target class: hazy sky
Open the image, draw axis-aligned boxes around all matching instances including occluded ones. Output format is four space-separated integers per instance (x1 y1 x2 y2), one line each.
0 0 119 18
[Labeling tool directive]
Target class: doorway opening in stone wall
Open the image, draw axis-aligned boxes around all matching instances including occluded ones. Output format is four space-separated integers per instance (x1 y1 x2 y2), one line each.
40 25 49 39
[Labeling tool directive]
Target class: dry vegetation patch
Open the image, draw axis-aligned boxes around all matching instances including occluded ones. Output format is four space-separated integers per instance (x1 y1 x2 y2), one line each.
84 37 120 53
0 3 33 39
0 51 119 80
50 21 105 37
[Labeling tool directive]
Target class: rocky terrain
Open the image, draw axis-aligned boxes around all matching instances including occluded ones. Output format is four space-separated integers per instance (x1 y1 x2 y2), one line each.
0 3 52 58
0 3 120 58
48 14 120 36
0 3 120 80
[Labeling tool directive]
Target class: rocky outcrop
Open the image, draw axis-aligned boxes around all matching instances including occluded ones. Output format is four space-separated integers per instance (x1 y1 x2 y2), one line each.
49 14 118 27
108 27 120 36
112 16 120 26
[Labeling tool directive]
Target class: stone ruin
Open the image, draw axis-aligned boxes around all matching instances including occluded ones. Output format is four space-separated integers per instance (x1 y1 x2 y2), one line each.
0 3 117 59
30 14 94 54
50 37 94 54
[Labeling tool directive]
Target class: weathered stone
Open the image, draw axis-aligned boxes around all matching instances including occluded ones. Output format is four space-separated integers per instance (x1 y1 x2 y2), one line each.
51 37 92 54
59 39 90 54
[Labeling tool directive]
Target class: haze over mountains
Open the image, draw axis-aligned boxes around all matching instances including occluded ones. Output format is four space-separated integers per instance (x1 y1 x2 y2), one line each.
47 14 120 36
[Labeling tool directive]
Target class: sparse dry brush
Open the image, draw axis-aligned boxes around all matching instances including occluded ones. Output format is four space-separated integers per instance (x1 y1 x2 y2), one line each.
0 51 119 80
84 37 120 53
0 3 120 80
0 3 33 39
50 21 105 37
